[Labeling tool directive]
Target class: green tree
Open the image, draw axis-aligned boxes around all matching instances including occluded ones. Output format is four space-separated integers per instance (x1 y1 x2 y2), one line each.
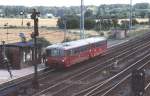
66 17 79 29
57 18 65 29
84 9 93 18
120 20 129 29
84 19 96 30
134 3 149 9
57 15 80 29
95 19 112 31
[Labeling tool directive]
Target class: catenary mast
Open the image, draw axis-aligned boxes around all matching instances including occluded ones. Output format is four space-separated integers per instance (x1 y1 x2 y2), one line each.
80 0 85 39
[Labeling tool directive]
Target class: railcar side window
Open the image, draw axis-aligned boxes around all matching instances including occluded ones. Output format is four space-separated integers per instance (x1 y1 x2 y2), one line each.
78 45 88 52
74 48 79 54
66 49 75 56
60 50 64 56
95 42 100 47
70 50 74 55
95 41 105 47
66 49 76 56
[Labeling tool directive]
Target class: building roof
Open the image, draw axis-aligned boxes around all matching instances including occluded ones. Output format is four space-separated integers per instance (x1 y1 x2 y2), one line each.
15 42 33 47
46 37 106 50
0 42 34 48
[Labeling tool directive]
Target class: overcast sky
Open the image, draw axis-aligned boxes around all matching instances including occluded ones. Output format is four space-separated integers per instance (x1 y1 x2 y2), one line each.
0 0 150 7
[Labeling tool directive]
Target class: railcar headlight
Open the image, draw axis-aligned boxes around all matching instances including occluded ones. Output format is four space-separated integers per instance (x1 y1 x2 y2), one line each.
62 59 65 62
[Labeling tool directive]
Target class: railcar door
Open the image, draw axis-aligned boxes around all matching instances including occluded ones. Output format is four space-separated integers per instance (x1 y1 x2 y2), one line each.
89 44 95 58
69 49 77 65
99 40 107 53
65 50 71 67
95 42 103 56
79 45 90 61
68 48 80 66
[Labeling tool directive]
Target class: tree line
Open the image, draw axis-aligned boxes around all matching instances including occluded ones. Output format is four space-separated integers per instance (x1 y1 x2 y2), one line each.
0 3 150 18
57 15 143 31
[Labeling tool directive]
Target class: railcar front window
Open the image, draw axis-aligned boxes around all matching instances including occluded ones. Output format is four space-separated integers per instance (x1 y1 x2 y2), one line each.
46 50 51 56
51 49 59 56
50 49 64 56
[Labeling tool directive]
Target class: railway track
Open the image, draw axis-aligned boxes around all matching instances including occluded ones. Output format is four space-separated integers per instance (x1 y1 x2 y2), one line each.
77 52 150 96
145 80 150 96
106 61 150 96
39 42 150 96
1 32 150 96
32 32 150 96
0 69 54 96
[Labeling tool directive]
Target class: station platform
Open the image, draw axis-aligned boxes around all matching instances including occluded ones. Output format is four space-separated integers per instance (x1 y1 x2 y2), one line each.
0 64 46 85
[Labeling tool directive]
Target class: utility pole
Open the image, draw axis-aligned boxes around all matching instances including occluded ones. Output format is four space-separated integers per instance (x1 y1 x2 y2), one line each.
4 23 8 43
97 7 103 35
31 8 40 89
148 13 150 28
20 11 24 26
129 0 132 32
80 0 85 39
63 18 67 42
99 16 102 35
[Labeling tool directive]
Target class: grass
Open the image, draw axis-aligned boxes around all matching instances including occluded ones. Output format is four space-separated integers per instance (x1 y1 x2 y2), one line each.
0 18 149 44
0 28 81 44
0 18 58 27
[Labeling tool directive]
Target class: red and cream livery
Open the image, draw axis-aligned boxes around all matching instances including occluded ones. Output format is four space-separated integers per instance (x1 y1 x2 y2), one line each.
45 37 107 68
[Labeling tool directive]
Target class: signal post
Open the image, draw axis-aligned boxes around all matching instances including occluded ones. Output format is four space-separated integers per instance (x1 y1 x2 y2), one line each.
31 8 40 90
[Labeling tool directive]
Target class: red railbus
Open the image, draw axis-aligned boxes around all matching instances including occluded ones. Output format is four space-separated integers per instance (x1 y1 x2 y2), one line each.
45 37 107 68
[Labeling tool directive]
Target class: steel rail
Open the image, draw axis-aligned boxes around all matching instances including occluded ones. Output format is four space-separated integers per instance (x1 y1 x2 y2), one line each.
33 36 150 96
73 52 150 96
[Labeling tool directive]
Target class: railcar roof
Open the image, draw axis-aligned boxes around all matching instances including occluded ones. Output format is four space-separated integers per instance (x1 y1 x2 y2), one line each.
46 37 106 50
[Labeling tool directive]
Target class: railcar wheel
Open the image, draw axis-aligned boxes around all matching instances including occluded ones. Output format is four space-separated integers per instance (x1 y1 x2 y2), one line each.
54 63 66 70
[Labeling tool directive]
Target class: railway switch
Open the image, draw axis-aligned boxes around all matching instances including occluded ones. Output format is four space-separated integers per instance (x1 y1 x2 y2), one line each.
131 69 145 96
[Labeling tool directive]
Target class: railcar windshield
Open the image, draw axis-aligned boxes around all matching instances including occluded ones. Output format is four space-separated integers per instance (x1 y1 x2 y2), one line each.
46 48 64 57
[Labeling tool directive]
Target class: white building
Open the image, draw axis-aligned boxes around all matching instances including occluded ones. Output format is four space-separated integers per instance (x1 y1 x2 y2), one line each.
46 13 54 18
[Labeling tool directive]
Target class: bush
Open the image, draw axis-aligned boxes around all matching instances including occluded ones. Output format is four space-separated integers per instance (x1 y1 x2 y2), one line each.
26 22 31 29
29 37 51 47
8 25 17 28
100 32 104 36
132 19 139 25
139 21 149 25
120 20 129 29
62 37 72 43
